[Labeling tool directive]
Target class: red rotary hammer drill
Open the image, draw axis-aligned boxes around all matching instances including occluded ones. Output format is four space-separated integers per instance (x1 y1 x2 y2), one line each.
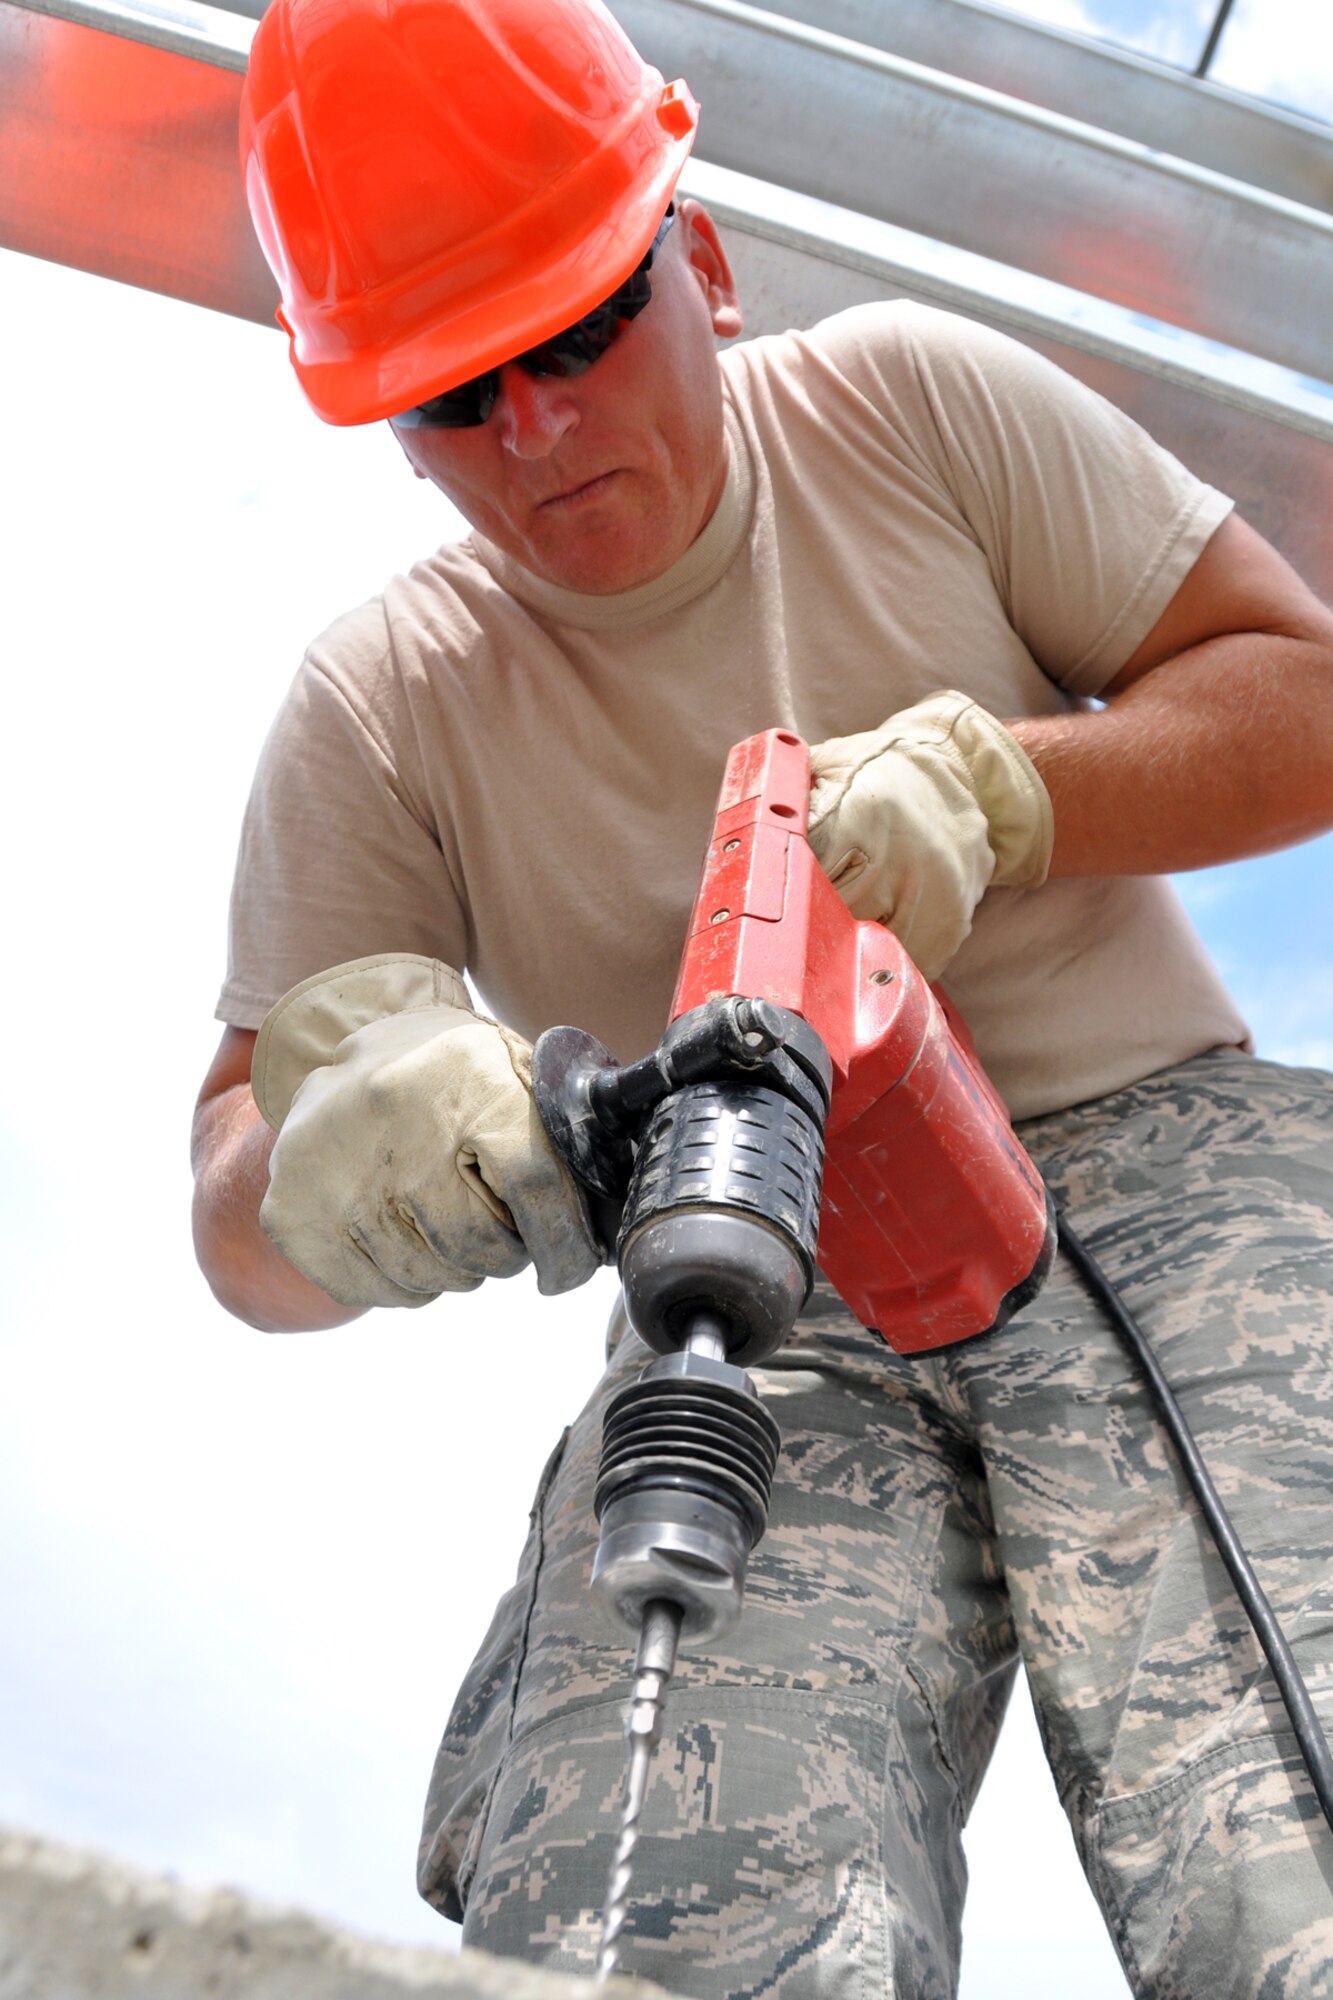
533 727 1055 1973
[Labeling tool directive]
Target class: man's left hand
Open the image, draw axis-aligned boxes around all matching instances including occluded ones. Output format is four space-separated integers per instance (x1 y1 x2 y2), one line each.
807 690 1054 979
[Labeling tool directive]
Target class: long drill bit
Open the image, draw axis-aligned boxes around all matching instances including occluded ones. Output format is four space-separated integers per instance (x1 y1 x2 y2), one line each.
594 1597 684 1984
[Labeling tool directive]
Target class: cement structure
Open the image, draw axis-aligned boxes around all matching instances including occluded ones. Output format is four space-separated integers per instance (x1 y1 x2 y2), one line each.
0 1827 675 2000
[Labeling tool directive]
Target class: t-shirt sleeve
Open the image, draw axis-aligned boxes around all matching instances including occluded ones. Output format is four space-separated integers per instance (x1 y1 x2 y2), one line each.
217 627 469 1028
823 303 1234 696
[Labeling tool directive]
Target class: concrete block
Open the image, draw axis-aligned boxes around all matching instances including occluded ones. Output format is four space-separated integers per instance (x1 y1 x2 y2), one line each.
0 1827 673 2000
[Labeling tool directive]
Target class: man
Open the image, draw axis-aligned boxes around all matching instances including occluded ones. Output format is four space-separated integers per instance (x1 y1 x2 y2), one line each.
193 0 1333 1990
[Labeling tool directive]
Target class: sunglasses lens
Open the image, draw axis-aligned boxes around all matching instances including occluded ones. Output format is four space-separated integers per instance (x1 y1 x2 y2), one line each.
398 371 498 429
396 207 674 427
519 297 628 379
518 248 661 379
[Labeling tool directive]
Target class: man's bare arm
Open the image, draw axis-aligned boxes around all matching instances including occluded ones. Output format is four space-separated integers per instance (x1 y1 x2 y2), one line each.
192 1026 366 1333
1008 513 1333 876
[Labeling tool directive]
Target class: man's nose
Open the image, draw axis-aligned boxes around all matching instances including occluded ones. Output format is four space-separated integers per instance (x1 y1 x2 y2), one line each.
494 364 580 457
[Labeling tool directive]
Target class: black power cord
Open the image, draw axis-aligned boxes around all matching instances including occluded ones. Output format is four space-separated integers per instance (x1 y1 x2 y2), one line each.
1056 1207 1333 1834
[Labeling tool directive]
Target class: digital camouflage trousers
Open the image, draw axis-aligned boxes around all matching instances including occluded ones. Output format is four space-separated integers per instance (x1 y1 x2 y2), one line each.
419 1054 1333 1998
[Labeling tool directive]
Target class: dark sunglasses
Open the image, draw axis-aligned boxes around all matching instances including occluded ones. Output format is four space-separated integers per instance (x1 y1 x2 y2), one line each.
395 207 676 431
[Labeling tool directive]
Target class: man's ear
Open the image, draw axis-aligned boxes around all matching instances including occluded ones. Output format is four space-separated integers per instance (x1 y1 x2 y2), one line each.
678 198 743 338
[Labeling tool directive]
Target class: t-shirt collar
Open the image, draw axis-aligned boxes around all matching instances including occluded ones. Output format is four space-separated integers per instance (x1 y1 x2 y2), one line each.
471 407 754 631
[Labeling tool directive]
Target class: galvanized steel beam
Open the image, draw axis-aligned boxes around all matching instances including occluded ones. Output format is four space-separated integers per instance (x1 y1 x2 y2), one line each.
751 0 1333 214
1 0 1329 601
611 0 1333 384
682 160 1333 604
0 0 272 323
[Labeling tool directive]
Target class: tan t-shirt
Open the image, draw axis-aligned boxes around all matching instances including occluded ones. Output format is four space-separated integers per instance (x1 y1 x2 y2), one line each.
220 302 1248 1119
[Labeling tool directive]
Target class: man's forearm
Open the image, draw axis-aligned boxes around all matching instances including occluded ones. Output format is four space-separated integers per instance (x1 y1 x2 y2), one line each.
191 1081 364 1333
1009 629 1333 880
1005 511 1333 881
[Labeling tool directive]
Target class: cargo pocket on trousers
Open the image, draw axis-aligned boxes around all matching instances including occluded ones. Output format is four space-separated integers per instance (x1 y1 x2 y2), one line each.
417 1426 571 1921
1088 1717 1333 1998
457 1685 897 1991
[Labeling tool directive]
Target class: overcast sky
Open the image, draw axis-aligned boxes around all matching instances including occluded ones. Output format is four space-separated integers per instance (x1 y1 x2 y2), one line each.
1 6 1330 1996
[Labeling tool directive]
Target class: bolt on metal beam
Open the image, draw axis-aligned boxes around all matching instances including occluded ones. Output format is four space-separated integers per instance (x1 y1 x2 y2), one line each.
1195 0 1238 80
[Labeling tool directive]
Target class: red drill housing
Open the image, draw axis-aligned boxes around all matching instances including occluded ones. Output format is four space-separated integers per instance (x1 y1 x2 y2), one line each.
670 729 1054 1352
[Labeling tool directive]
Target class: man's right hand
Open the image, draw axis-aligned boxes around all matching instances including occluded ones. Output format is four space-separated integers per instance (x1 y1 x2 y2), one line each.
253 955 601 1310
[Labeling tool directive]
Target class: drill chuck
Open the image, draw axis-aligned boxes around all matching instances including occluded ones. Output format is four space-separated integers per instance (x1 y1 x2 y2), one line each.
619 1078 825 1369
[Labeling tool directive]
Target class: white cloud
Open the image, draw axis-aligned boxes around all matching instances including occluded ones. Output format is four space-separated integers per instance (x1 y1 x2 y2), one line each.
1230 966 1333 1071
993 0 1333 124
1209 0 1333 123
1115 2 1214 69
1001 0 1211 67
995 0 1107 36
1172 870 1239 916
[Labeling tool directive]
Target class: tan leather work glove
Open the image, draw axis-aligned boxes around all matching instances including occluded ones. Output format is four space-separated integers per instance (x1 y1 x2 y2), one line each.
807 691 1053 980
252 954 601 1309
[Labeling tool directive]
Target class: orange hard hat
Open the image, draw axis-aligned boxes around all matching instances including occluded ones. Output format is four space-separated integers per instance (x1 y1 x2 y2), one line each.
239 0 699 426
